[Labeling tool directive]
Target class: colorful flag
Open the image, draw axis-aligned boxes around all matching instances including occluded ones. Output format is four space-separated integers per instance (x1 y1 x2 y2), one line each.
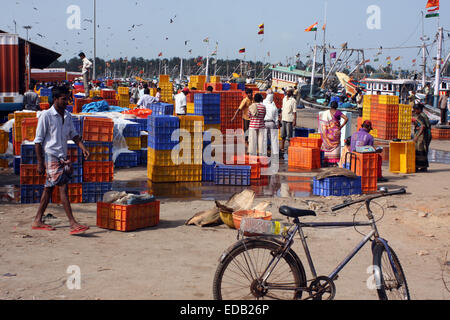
305 22 318 32
259 23 264 29
427 6 440 12
322 24 326 31
426 12 439 18
203 37 209 43
158 52 162 57
395 56 401 61
386 56 391 60
426 0 439 8
330 52 336 59
374 58 379 62
239 48 246 54
258 29 264 35
412 59 417 63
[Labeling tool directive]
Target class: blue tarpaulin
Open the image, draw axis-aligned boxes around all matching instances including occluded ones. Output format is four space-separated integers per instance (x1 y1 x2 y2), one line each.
82 100 127 113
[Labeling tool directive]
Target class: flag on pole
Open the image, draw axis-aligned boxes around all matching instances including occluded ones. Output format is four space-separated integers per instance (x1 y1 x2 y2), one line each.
330 52 336 59
305 22 318 32
203 37 209 43
412 59 417 63
426 0 439 8
259 23 264 29
426 0 439 17
239 48 246 54
322 24 326 31
395 56 401 61
258 23 264 35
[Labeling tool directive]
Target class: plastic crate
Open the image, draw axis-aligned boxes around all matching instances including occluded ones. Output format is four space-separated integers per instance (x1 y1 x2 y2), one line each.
20 144 36 164
288 146 321 169
177 164 202 182
71 163 83 183
347 152 378 193
72 117 81 135
20 185 44 204
174 147 203 165
313 176 362 196
159 75 170 83
51 184 83 204
222 83 231 91
115 152 138 168
39 88 52 96
122 122 141 138
214 165 251 186
125 137 142 151
293 127 316 138
82 117 114 142
118 87 129 95
431 127 450 140
83 161 114 182
67 142 82 164
194 93 221 105
13 156 20 175
147 148 176 167
148 135 179 151
152 103 174 116
148 115 180 135
290 137 322 149
231 155 263 179
147 165 178 182
389 141 415 174
130 118 148 132
84 142 113 162
136 149 147 166
178 115 204 133
82 182 113 203
100 89 116 100
0 130 8 153
96 201 160 232
202 162 216 181
20 164 46 185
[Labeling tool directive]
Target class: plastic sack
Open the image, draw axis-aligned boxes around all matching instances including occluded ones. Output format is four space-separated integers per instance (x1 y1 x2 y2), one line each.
112 118 138 163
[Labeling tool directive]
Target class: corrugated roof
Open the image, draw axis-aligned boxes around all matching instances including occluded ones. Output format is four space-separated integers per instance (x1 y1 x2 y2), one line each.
269 66 323 78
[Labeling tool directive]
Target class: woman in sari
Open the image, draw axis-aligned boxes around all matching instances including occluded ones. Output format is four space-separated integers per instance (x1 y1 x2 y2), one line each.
320 101 349 166
413 104 432 172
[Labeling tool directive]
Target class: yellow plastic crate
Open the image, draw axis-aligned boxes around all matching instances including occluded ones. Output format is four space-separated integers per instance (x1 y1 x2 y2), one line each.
8 114 14 121
389 141 415 174
204 124 221 132
150 88 157 97
118 94 129 102
398 123 412 140
177 164 202 182
159 75 170 83
174 148 203 165
0 130 8 154
210 76 221 83
118 100 130 109
363 95 372 106
147 148 175 167
118 87 129 95
372 129 378 138
125 137 141 151
89 90 101 98
147 164 178 182
187 103 195 114
39 96 49 103
378 95 389 105
308 133 321 139
179 115 204 133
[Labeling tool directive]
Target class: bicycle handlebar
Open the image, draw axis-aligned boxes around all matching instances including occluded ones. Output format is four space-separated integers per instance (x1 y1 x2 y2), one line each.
331 188 407 212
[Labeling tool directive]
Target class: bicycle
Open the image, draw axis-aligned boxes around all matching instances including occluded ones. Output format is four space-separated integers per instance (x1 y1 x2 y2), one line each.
213 188 410 300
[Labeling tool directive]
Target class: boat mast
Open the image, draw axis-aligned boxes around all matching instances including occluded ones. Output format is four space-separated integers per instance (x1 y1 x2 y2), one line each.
433 27 443 108
310 44 317 96
322 2 328 82
421 11 428 88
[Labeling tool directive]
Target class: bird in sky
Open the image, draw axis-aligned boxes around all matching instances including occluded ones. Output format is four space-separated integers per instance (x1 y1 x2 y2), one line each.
170 15 177 23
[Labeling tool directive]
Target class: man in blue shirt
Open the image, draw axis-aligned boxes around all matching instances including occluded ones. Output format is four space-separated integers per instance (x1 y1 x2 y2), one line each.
351 120 374 152
33 86 91 235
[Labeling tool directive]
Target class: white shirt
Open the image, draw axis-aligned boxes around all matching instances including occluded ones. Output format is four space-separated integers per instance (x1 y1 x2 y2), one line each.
264 100 279 125
137 95 157 109
82 57 93 75
34 106 78 159
175 92 187 115
282 96 297 122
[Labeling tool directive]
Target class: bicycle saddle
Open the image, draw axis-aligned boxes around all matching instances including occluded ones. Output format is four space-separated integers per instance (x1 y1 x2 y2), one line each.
279 206 316 218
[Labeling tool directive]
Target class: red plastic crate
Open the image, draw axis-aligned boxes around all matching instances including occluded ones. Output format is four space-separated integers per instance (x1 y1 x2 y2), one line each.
20 164 46 185
51 184 82 204
21 118 38 142
83 161 114 182
40 103 50 110
100 89 116 100
232 155 262 179
431 127 450 140
74 98 93 114
82 117 114 142
349 152 378 193
288 146 321 169
96 201 160 232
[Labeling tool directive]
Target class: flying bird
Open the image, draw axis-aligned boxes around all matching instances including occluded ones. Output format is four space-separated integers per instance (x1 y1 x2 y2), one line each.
170 15 177 23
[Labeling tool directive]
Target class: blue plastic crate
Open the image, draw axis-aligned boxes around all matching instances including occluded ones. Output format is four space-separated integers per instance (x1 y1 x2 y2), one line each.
115 152 138 168
147 135 179 151
313 176 362 196
122 122 141 138
20 185 44 204
202 114 221 125
70 163 83 183
237 83 246 91
66 105 74 113
222 83 231 91
40 88 52 97
214 165 251 186
202 162 216 181
294 127 316 138
72 117 81 135
130 118 148 132
194 93 221 105
21 144 37 164
151 103 174 116
148 115 180 136
9 127 12 143
13 156 21 175
136 148 147 166
82 182 113 203
83 142 113 162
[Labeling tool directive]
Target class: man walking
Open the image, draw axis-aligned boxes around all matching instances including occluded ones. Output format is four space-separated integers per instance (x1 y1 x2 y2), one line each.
33 86 91 235
79 52 93 98
232 88 254 144
280 88 297 155
175 88 190 115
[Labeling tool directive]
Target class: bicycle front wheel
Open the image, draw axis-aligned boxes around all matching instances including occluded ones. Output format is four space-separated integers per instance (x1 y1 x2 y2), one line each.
213 239 306 300
373 243 410 300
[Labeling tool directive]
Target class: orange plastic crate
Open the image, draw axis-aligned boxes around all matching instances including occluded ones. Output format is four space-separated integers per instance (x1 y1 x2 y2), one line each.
20 164 46 185
100 90 116 100
349 152 378 193
232 155 262 179
96 201 160 232
52 184 82 204
288 146 321 169
290 137 322 149
83 161 114 182
40 103 50 110
82 117 114 142
21 118 38 142
74 98 93 114
431 127 450 140
0 130 8 154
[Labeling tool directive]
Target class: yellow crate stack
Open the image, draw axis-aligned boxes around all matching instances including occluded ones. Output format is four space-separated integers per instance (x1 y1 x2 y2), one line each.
176 115 203 181
13 111 37 145
39 96 49 103
188 75 206 90
187 103 195 115
147 148 177 183
362 95 372 121
150 88 157 97
398 104 412 140
309 133 322 139
125 137 141 151
159 75 170 83
159 82 174 104
210 76 221 83
117 87 130 108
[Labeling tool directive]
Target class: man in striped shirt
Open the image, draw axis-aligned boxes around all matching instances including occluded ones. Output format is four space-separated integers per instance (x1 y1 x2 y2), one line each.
248 93 266 156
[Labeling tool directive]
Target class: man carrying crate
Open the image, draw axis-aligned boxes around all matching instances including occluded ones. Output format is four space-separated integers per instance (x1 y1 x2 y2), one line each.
33 86 91 235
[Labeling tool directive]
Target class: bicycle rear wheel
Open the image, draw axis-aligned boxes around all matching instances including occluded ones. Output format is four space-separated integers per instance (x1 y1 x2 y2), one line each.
213 239 306 300
373 244 410 300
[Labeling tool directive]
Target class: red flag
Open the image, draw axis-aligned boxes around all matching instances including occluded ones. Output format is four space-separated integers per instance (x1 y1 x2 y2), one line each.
258 29 264 35
239 48 246 54
158 52 163 57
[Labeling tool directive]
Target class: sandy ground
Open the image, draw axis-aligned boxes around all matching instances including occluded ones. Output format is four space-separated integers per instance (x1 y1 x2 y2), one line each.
0 109 449 300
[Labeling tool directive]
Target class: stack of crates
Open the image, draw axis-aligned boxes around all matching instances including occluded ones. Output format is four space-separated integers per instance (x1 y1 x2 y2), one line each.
115 151 138 168
288 137 322 170
313 176 362 196
188 75 206 91
230 155 263 180
210 76 221 83
159 75 174 104
152 103 174 116
222 83 231 91
177 115 204 182
147 115 180 182
362 95 372 121
73 98 94 114
194 93 220 125
123 121 141 153
39 88 52 105
13 111 37 156
82 117 114 202
389 141 415 174
431 127 450 140
294 128 316 138
398 104 412 140
117 87 130 109
219 91 245 134
348 152 378 194
371 95 399 141
0 129 9 154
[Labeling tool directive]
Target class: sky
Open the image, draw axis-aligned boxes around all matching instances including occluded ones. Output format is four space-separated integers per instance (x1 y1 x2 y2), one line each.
1 0 449 71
